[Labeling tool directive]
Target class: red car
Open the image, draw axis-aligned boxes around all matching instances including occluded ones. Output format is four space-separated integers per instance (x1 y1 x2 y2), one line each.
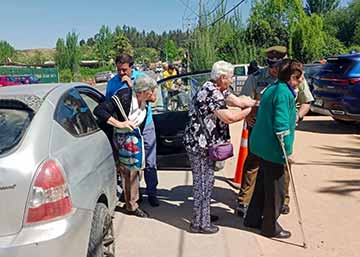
0 75 22 87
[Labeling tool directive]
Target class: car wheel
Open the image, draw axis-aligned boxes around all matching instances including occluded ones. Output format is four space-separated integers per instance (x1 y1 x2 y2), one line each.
87 203 115 257
332 117 356 125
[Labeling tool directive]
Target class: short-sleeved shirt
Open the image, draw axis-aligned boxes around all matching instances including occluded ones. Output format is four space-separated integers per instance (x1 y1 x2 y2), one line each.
183 81 230 154
240 67 314 104
105 70 153 125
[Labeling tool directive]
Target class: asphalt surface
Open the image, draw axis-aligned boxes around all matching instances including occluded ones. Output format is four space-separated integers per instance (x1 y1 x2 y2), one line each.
112 116 360 257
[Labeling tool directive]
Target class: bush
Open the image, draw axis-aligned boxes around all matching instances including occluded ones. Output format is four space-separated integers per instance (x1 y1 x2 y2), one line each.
59 69 73 82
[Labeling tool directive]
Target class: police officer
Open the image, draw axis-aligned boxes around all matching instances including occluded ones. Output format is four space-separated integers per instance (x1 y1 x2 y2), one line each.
236 46 314 216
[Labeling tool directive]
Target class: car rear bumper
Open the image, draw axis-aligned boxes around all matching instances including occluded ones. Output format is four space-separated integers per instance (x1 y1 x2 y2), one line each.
311 105 360 121
0 208 92 257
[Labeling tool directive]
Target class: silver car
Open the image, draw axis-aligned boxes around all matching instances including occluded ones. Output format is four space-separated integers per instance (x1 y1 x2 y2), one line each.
0 83 117 257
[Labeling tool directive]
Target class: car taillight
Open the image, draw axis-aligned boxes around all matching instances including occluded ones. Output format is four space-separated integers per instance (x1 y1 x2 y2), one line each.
320 77 360 85
349 78 360 84
25 160 72 224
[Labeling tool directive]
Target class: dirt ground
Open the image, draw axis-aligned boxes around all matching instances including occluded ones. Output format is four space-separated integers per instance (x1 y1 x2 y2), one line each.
114 116 360 257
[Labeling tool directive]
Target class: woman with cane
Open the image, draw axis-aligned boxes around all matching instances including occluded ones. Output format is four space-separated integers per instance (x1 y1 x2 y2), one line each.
243 59 304 239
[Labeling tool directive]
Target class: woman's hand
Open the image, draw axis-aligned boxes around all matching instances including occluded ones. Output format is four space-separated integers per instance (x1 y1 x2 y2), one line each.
116 120 135 131
287 154 296 164
107 116 135 131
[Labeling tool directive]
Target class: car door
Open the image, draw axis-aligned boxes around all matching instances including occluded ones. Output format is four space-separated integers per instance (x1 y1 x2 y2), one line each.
153 71 211 170
51 87 116 210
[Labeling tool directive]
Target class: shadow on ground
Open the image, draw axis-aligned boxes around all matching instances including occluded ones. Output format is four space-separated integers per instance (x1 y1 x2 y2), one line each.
296 139 360 170
317 180 360 196
297 119 359 134
129 177 255 233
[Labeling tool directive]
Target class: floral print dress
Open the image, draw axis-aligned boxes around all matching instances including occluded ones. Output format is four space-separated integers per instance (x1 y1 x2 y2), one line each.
184 81 230 155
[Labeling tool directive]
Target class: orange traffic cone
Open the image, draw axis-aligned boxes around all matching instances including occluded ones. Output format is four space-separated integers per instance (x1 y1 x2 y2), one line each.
233 122 249 184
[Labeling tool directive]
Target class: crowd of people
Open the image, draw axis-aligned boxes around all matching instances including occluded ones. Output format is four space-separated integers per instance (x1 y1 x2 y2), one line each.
93 45 313 239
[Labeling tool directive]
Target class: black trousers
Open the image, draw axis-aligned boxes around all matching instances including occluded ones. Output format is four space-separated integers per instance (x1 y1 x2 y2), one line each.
244 158 285 237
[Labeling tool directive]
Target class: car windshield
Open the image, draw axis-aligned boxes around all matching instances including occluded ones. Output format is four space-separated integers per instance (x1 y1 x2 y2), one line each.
234 66 246 76
321 58 354 75
154 71 211 113
0 108 32 155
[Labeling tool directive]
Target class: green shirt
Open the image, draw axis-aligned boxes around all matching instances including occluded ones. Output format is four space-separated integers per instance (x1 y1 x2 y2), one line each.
249 81 297 164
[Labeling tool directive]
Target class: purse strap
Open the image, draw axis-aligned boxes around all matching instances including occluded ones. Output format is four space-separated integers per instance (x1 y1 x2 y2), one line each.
112 95 128 121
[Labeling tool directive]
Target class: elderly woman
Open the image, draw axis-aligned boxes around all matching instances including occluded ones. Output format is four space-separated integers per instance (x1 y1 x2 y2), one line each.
94 74 157 218
184 60 256 234
243 59 304 239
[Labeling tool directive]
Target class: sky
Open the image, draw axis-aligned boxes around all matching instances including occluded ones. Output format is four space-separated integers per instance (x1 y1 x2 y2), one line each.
0 0 351 50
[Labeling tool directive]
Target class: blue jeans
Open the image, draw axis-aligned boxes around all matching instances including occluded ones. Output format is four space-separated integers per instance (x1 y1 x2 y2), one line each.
143 121 158 196
162 88 169 111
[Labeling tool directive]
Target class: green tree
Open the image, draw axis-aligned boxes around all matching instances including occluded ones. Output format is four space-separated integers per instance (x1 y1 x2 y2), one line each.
65 32 80 76
95 25 114 65
55 38 68 70
0 40 15 64
113 33 133 57
163 39 179 61
305 0 340 15
134 47 159 64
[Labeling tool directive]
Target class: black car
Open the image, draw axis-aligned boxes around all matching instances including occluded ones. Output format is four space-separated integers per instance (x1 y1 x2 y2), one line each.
304 63 324 92
153 71 211 170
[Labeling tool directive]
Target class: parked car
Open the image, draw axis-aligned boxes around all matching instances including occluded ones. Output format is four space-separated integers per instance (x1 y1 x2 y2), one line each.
0 83 117 257
304 63 324 92
311 53 360 123
0 75 22 87
95 71 114 83
15 74 40 84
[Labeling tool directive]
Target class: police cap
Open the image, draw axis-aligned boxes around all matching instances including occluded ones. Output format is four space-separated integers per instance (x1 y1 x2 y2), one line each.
265 46 288 67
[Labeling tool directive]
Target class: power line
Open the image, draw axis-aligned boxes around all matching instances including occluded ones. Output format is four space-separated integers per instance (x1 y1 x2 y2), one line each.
210 0 247 26
206 0 226 17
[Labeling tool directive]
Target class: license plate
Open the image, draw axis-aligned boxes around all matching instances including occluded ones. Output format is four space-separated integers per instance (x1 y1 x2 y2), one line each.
314 99 323 106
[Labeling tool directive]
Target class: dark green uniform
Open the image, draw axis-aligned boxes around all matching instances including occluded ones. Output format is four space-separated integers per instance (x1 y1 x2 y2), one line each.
237 67 313 206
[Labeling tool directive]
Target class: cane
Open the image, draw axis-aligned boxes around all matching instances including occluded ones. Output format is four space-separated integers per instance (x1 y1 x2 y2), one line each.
277 133 307 248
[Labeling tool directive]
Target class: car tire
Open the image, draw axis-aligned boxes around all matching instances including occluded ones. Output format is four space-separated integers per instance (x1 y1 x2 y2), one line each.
87 203 115 257
332 117 356 125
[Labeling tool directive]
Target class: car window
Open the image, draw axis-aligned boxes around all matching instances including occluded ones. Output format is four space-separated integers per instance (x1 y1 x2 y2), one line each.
0 108 32 155
55 89 99 137
234 66 246 76
322 59 354 75
155 72 211 113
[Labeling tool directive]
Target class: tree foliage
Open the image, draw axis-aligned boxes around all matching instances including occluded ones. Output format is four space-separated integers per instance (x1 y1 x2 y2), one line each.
0 41 15 64
305 0 340 15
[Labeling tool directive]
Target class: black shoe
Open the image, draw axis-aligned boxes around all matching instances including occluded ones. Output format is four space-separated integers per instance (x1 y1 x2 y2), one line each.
201 225 219 234
148 195 160 207
189 224 219 234
210 214 219 222
281 204 290 215
263 230 291 239
128 208 149 218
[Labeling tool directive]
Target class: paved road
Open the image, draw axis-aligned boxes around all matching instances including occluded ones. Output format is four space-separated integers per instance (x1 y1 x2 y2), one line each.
112 115 359 257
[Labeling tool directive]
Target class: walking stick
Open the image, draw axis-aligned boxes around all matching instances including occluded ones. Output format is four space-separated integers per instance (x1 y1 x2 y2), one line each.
277 133 307 248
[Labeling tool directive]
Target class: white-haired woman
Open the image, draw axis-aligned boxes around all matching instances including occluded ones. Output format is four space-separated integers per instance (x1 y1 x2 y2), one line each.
184 60 256 234
94 74 157 218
